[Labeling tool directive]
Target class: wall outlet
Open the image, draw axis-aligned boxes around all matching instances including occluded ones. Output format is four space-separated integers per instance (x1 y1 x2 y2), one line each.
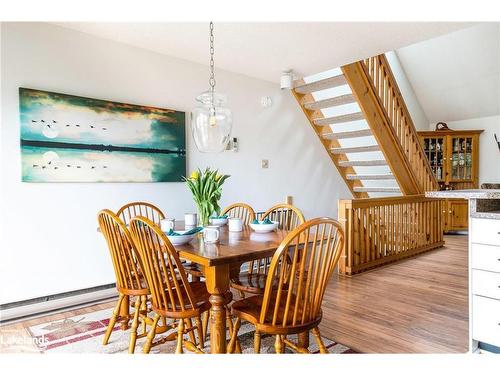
261 159 269 169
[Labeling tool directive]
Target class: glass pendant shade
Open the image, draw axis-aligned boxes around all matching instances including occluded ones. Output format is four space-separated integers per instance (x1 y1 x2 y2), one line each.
191 91 232 153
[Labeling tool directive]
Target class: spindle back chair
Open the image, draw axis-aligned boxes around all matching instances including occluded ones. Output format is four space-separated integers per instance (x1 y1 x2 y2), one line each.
97 209 149 353
222 202 256 225
231 204 305 296
129 216 209 354
117 201 165 226
228 217 344 354
262 203 305 231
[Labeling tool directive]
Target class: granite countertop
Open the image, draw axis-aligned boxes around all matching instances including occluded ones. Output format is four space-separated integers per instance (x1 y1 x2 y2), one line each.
425 189 500 199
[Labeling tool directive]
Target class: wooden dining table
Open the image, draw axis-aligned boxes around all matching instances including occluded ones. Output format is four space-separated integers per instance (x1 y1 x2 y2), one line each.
100 222 303 353
173 223 293 353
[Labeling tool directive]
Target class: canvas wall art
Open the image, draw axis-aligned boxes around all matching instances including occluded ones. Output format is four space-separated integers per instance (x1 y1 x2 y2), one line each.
19 88 186 182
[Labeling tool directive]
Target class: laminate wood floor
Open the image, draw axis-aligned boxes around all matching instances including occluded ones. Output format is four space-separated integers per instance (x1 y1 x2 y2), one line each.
320 234 469 353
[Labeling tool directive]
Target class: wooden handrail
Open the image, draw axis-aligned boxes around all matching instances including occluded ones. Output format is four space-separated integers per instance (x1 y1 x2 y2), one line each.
360 55 438 192
338 195 444 275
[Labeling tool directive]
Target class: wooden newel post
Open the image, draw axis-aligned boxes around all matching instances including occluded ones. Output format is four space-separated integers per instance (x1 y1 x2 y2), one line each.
337 200 351 276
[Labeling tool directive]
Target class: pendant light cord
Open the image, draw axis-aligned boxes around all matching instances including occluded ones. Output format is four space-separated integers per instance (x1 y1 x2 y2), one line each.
209 22 216 95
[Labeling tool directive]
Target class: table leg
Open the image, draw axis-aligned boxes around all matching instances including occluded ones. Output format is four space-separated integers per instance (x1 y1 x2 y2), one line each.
120 295 130 330
204 264 230 354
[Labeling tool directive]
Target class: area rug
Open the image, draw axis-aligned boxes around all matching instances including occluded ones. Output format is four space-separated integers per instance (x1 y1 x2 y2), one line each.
26 308 356 354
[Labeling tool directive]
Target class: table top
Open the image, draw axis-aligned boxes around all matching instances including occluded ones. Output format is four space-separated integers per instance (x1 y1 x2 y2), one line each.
97 220 294 267
175 224 291 267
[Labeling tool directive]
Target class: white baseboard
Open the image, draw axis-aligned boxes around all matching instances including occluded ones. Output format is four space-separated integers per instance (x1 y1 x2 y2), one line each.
0 288 118 323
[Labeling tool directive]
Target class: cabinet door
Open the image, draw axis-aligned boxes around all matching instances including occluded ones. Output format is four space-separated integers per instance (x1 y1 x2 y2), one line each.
448 135 475 183
422 136 446 182
448 199 468 231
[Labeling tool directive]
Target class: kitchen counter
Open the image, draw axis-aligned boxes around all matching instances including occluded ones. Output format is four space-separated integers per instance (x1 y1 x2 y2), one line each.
425 189 500 219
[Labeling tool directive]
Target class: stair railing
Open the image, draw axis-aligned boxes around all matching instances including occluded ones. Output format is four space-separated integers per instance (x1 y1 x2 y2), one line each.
338 195 444 275
361 54 438 192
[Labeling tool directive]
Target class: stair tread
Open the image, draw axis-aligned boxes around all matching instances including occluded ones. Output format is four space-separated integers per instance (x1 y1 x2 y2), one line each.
322 129 373 140
294 75 348 94
303 94 356 110
331 145 380 154
314 112 364 126
338 160 387 167
346 174 395 180
353 187 401 193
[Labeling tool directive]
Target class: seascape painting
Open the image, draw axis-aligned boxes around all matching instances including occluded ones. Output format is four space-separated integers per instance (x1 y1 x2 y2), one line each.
19 88 186 182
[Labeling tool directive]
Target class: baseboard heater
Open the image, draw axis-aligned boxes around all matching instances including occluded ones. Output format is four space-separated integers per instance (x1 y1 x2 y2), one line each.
0 284 118 323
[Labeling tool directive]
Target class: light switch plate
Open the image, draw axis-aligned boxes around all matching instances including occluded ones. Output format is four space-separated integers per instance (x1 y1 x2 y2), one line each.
261 159 269 169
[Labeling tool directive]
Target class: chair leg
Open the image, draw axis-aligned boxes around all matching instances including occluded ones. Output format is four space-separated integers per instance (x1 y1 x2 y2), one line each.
312 327 327 354
202 310 209 343
142 314 160 354
227 317 241 354
185 318 197 346
226 308 241 353
140 296 147 334
103 294 125 345
176 319 184 354
128 297 141 354
194 316 204 349
226 307 234 337
254 330 261 354
274 335 284 354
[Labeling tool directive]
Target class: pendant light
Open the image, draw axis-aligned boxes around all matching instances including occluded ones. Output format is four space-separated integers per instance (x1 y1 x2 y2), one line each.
191 22 233 153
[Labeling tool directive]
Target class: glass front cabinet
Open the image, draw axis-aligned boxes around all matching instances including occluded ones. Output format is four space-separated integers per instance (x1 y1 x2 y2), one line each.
418 129 483 232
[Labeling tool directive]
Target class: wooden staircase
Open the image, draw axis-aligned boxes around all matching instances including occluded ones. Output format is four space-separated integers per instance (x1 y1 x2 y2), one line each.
292 54 442 274
292 56 438 198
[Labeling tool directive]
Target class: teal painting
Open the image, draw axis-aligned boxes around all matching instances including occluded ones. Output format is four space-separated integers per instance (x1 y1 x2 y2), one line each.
19 88 186 182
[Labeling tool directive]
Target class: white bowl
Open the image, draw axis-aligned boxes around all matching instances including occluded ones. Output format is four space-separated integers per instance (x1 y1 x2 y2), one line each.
249 220 279 233
209 217 228 226
166 233 195 245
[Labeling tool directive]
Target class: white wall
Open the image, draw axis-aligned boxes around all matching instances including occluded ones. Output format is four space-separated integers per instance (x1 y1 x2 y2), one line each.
396 24 500 123
386 51 429 131
428 116 500 185
0 22 350 304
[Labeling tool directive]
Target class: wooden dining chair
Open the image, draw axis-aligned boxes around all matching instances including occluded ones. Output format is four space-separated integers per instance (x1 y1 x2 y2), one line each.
222 202 256 224
230 203 305 297
227 217 344 354
98 209 150 353
129 216 233 354
117 201 165 226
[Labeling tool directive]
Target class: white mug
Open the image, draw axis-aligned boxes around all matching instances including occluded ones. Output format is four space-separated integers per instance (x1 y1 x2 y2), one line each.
185 213 197 227
203 226 220 243
160 218 175 232
228 217 243 232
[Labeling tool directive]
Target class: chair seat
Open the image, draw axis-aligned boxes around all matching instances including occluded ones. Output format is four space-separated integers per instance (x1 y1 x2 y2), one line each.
154 281 232 318
230 272 271 294
231 293 320 334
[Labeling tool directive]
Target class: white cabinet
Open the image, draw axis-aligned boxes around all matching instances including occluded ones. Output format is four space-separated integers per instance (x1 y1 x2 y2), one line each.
472 269 500 300
470 217 500 352
472 296 500 348
470 217 500 246
471 243 500 273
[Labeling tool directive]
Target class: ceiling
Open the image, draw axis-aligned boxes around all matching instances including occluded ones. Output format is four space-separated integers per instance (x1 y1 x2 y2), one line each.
396 23 500 122
54 22 472 83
